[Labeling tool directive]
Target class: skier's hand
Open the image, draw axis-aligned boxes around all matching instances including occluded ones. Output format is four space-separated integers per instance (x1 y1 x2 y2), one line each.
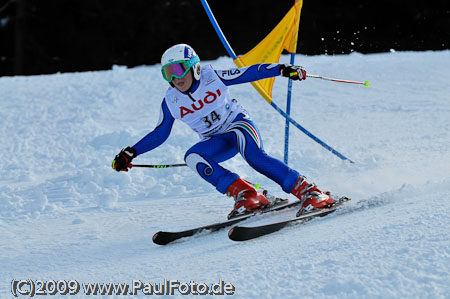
112 146 137 172
279 64 307 81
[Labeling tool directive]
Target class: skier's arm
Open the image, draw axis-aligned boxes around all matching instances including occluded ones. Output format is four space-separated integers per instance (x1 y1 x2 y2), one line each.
112 99 174 172
215 63 306 86
215 64 280 85
132 98 175 156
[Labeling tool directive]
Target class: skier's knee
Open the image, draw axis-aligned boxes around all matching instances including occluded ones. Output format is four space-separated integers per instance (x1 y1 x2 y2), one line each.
184 152 213 174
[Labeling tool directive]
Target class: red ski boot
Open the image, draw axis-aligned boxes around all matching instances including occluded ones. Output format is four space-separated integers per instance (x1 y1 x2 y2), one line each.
226 178 270 218
291 176 335 212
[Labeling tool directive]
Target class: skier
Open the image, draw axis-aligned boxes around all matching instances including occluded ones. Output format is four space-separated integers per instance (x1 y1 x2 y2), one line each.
112 44 335 217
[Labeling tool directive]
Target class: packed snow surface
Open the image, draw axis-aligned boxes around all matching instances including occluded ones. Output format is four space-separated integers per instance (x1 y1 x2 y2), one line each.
1 51 450 298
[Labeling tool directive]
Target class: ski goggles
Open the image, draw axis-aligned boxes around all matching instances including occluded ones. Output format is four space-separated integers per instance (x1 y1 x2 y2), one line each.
161 56 200 82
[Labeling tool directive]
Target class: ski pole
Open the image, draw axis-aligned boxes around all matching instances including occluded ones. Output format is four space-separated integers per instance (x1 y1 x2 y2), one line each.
129 163 187 169
307 74 370 87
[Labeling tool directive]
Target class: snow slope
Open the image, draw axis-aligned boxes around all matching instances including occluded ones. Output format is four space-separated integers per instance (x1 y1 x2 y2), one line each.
1 51 450 298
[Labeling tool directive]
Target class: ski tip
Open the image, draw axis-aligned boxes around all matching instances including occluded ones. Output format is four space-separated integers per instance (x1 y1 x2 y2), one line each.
152 231 166 245
228 227 236 239
228 226 246 242
152 232 160 241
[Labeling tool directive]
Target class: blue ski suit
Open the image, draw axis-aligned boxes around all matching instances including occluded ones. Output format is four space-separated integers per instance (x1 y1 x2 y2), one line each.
133 63 301 194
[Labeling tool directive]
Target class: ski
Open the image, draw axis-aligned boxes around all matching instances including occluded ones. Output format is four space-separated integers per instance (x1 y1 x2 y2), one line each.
228 197 351 242
152 198 303 245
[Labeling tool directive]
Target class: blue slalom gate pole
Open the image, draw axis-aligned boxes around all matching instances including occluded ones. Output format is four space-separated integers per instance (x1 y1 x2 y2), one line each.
284 53 296 164
200 0 353 164
270 101 354 163
200 0 237 59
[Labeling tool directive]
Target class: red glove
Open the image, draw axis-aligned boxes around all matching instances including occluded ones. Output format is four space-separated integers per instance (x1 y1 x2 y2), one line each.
112 147 137 172
279 64 307 81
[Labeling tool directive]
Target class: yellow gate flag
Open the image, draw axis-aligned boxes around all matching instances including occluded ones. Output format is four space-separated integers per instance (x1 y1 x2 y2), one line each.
234 0 303 104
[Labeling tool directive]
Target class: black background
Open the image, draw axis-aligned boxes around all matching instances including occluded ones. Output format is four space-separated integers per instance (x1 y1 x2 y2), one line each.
1 0 449 76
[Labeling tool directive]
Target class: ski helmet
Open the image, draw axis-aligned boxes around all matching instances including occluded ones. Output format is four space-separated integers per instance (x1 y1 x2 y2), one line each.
161 44 201 82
